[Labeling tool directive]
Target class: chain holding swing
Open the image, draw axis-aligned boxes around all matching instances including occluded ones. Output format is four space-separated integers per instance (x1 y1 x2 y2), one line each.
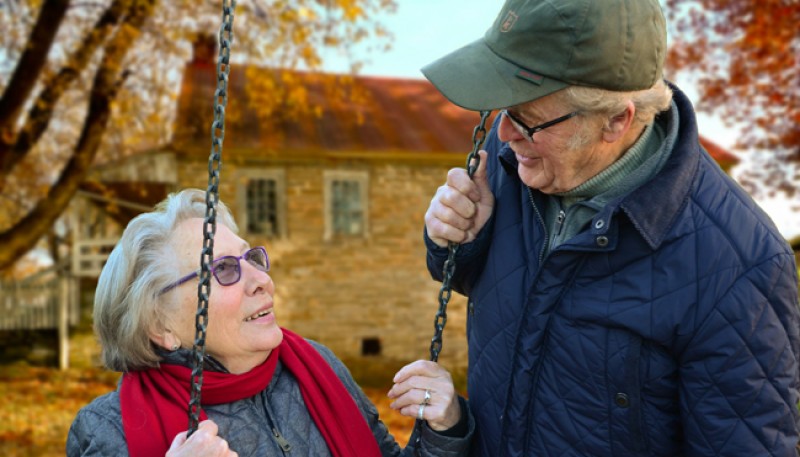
413 109 491 454
187 0 236 437
427 109 491 363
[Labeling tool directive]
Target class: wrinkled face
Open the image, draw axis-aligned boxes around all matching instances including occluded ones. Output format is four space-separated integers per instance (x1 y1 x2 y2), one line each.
167 218 282 374
497 92 608 194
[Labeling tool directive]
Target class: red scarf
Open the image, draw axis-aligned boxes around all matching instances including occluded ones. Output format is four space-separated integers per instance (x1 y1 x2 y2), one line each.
120 328 381 457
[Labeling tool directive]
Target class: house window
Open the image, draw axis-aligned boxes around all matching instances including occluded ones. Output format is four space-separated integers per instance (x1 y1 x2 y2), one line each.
332 180 362 234
324 170 368 240
246 179 278 234
236 169 286 237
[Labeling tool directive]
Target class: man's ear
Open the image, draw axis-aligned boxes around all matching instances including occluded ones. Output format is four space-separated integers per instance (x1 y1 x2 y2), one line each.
602 100 636 143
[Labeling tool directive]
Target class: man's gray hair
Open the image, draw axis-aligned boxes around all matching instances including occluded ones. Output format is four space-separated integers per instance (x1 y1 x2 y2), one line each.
93 188 238 372
563 79 673 131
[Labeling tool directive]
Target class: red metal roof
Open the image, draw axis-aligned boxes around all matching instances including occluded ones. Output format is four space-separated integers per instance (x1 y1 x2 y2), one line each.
174 63 494 157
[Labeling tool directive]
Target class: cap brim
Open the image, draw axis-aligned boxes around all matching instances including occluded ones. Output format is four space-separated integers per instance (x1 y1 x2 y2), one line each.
421 39 568 111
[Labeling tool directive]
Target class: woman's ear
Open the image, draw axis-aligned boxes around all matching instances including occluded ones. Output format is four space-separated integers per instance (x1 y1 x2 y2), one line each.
602 100 636 143
150 328 181 351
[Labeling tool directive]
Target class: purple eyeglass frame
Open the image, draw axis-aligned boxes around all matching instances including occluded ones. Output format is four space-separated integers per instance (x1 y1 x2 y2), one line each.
160 246 270 294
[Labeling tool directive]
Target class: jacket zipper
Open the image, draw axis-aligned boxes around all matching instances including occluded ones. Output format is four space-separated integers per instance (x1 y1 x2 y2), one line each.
260 393 293 453
527 187 549 264
555 210 566 235
504 186 551 454
552 209 566 252
272 427 292 452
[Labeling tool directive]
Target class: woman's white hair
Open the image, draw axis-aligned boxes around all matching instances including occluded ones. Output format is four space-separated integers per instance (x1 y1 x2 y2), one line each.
93 188 238 372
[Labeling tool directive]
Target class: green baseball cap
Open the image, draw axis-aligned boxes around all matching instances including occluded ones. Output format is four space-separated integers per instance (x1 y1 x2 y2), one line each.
421 0 667 111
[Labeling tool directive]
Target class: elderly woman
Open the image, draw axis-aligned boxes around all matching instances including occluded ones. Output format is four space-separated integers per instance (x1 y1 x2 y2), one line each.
67 189 473 457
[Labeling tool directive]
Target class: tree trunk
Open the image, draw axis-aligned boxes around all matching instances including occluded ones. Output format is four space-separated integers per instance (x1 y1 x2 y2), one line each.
0 0 69 161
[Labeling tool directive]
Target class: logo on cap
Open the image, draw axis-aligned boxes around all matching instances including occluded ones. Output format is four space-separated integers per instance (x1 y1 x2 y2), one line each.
515 69 544 85
500 11 518 32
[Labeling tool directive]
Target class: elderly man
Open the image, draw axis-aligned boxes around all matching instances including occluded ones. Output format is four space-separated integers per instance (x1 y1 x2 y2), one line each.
421 0 800 455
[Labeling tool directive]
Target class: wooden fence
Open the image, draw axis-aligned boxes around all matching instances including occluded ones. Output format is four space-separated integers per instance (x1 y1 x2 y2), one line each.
0 266 80 369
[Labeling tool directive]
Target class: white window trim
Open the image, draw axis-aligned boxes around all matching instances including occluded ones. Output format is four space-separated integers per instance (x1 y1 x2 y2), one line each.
235 168 287 238
323 170 369 241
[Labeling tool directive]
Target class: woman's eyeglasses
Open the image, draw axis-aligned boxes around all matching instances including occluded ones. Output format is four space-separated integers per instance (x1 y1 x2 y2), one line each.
502 109 579 143
160 246 270 294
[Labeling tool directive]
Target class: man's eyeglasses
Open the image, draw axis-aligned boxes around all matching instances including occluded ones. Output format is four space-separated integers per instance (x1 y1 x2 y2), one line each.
160 246 270 294
502 109 579 143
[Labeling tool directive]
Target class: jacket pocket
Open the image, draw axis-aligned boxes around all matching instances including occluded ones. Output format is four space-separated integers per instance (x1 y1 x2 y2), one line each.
611 332 650 456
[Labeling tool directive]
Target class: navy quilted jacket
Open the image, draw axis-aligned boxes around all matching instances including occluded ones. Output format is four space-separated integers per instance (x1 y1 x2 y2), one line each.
425 85 800 456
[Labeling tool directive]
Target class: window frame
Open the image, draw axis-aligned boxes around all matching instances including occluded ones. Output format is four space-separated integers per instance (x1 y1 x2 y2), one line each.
235 168 287 238
323 170 369 241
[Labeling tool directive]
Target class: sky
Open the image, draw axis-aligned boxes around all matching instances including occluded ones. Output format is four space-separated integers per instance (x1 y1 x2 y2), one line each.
323 0 799 240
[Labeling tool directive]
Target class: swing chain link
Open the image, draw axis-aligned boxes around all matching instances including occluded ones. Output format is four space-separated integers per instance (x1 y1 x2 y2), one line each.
187 0 236 437
428 109 490 363
413 110 491 456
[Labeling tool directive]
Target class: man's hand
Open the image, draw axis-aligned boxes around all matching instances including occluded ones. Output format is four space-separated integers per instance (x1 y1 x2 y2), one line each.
425 150 494 247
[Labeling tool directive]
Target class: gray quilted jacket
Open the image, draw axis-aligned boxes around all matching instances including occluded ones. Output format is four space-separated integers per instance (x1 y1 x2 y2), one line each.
67 340 474 456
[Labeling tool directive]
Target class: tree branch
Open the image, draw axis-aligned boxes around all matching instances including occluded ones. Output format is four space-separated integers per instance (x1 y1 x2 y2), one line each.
0 0 69 157
0 0 158 271
0 0 128 177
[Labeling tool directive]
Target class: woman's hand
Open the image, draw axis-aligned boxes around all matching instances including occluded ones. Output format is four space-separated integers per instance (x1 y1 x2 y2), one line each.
387 360 462 431
167 420 238 457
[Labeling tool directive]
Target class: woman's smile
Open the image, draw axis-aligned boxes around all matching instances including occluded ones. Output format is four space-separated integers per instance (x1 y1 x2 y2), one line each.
243 307 275 324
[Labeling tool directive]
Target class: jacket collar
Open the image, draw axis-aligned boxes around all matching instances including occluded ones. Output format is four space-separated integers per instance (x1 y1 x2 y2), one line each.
619 83 700 250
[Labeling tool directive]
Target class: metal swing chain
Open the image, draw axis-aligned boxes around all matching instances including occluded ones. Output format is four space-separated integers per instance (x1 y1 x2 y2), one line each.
428 109 491 363
187 0 236 437
413 109 491 454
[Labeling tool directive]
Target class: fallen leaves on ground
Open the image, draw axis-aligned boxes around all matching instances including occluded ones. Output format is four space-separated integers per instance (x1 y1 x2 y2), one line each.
0 364 119 457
